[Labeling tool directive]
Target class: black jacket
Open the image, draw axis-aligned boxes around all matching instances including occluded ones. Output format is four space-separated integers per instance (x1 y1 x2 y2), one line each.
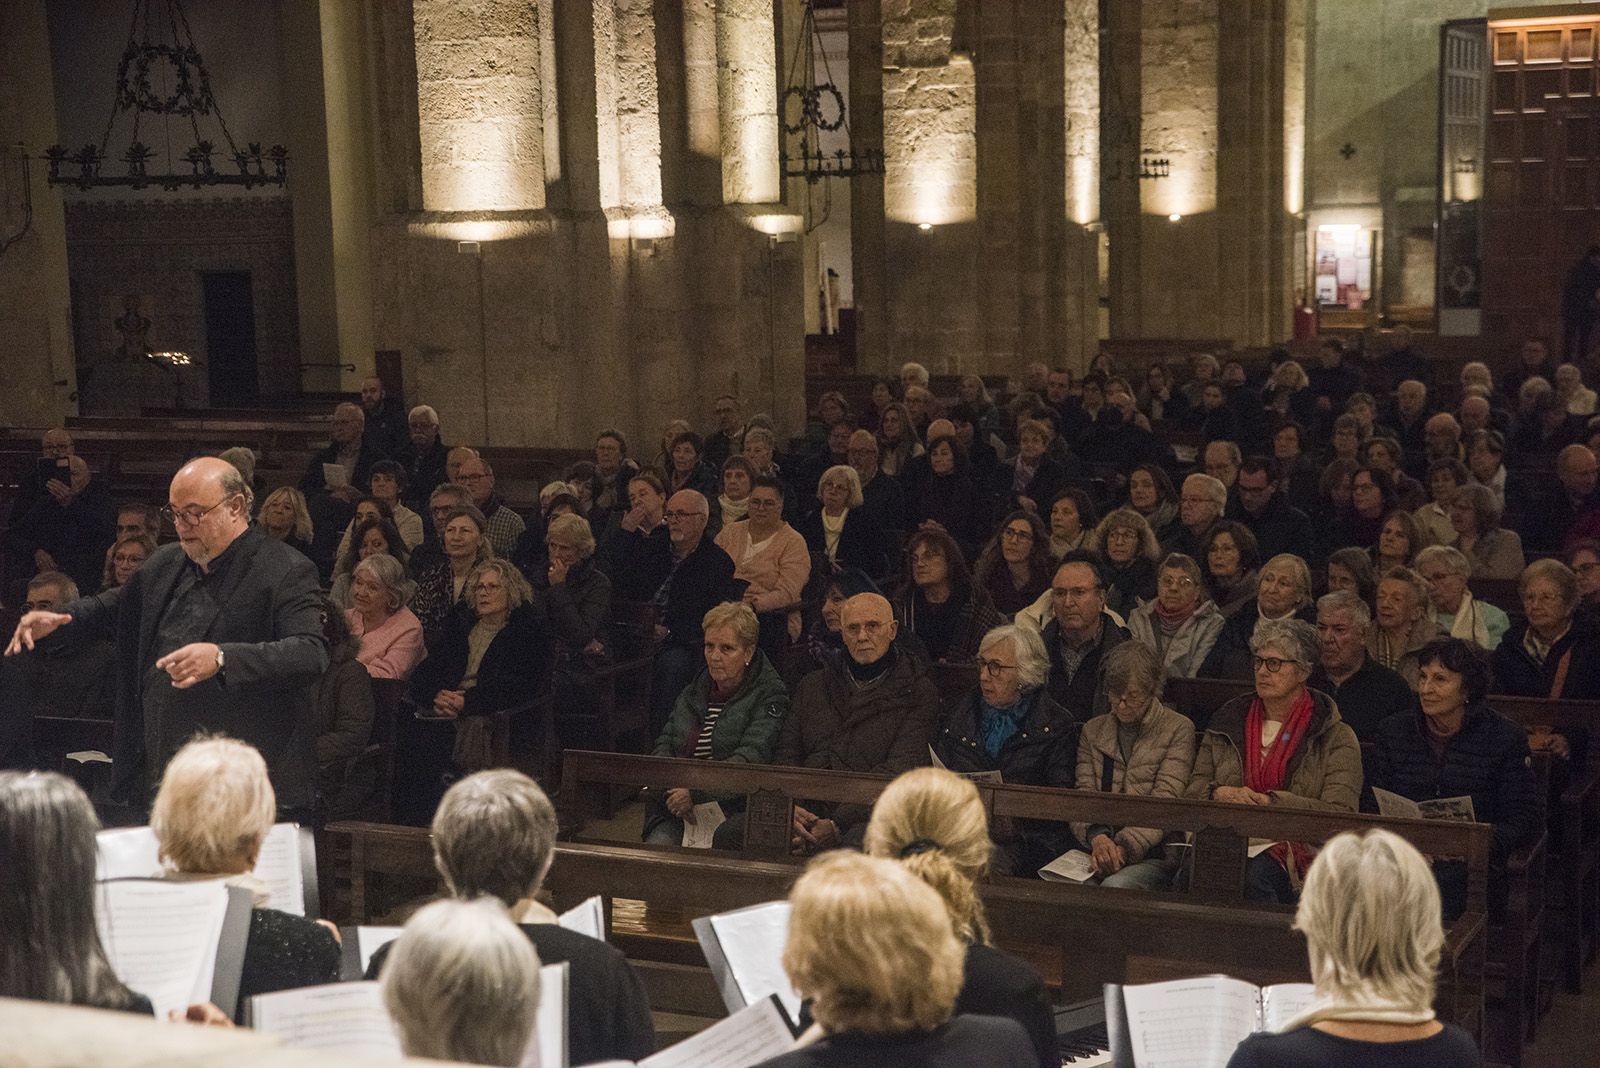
398 439 450 513
299 439 380 498
911 470 990 558
933 688 1079 876
3 477 116 595
1102 556 1158 620
1307 657 1414 741
55 527 328 810
796 507 890 579
958 944 1060 1068
1228 493 1316 565
659 537 740 648
1367 703 1538 867
1041 612 1130 719
368 921 656 1067
859 470 909 532
755 1015 1036 1068
989 455 1075 521
238 907 341 1010
1201 604 1318 680
410 604 552 715
530 557 612 660
1491 618 1600 700
598 523 673 603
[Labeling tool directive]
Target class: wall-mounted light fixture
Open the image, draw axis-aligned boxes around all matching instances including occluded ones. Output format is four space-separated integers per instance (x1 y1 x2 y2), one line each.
917 222 934 232
1167 213 1182 223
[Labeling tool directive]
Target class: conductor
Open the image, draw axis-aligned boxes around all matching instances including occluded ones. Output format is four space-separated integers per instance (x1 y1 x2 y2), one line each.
6 457 329 815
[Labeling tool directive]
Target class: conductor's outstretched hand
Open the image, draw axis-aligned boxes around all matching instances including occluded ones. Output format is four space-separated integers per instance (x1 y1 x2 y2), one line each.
5 611 72 656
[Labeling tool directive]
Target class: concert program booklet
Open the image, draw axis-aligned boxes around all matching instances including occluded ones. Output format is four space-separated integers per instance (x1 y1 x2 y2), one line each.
1371 787 1477 822
1105 976 1316 1068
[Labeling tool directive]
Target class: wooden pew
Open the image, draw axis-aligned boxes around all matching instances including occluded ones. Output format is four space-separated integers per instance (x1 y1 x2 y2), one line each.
545 751 1490 1036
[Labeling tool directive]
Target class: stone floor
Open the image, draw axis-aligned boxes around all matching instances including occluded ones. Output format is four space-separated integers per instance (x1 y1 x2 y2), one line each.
1524 954 1600 1068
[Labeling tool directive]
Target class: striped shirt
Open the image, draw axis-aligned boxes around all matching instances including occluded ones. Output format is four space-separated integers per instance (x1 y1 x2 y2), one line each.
693 701 726 759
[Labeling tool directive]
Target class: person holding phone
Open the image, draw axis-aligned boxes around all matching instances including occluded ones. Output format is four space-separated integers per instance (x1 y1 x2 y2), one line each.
2 446 116 598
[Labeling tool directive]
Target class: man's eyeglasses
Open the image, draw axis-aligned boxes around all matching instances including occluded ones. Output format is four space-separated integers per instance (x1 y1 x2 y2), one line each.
458 473 489 483
162 498 231 526
1253 656 1301 674
664 510 701 521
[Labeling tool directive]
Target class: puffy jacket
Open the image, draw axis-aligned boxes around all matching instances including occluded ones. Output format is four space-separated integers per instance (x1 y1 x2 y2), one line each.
531 556 612 659
1073 701 1197 861
933 687 1078 875
777 649 938 839
1186 688 1361 811
1127 600 1227 679
1366 703 1537 866
653 652 789 773
1491 618 1600 700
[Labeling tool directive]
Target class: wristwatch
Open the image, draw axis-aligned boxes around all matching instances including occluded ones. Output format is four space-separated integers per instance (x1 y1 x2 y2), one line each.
214 647 225 678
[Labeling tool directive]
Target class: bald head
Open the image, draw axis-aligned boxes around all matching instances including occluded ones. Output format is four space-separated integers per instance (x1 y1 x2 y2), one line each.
1559 444 1599 499
41 427 73 459
840 592 896 666
446 446 480 482
665 489 709 552
169 457 251 567
1459 395 1491 433
847 429 880 482
1425 412 1460 456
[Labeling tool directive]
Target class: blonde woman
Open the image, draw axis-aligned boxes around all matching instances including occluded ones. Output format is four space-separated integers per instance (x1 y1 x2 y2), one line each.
754 851 1035 1068
1224 830 1480 1067
864 767 1059 1068
257 486 314 557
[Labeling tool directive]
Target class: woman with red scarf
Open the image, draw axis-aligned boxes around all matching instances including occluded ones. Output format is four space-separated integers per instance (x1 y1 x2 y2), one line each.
1186 618 1362 903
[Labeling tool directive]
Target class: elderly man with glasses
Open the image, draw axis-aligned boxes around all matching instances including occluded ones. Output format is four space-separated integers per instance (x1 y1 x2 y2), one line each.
6 457 328 816
648 490 738 735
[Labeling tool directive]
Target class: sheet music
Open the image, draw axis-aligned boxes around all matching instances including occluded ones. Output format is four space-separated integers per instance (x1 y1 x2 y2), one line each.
356 926 403 974
638 995 796 1068
682 802 726 849
96 822 308 916
95 880 231 1019
1038 849 1096 883
708 902 802 1020
558 896 605 942
1121 975 1261 1068
1260 983 1317 1032
516 962 569 1068
251 981 401 1056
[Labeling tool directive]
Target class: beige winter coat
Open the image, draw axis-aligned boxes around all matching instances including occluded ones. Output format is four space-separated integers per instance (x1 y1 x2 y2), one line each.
1185 688 1362 811
1072 700 1196 861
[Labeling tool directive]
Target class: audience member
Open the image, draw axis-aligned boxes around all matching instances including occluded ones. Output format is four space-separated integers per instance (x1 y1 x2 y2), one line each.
1415 457 1470 547
703 394 746 469
665 431 719 499
1224 829 1483 1068
1041 553 1130 717
1128 553 1226 678
1466 428 1509 511
716 453 757 528
345 553 424 680
590 429 639 530
2 454 116 596
1202 553 1316 678
1078 508 1159 621
302 402 375 502
1370 639 1539 919
756 851 1036 1068
971 510 1052 617
598 472 671 601
1200 520 1261 618
1188 618 1361 903
114 502 161 543
329 512 409 608
0 572 115 721
410 504 494 648
1167 473 1226 558
150 738 340 1003
649 490 739 732
645 602 786 850
893 529 1005 663
358 376 408 459
530 514 612 720
256 486 315 558
910 433 988 556
454 456 526 558
1046 486 1098 559
1125 463 1179 543
1372 509 1424 572
398 404 449 512
1325 545 1377 605
1228 455 1314 562
1451 482 1525 579
381 898 541 1067
1073 641 1196 889
1568 539 1600 623
1204 440 1242 489
742 426 783 480
863 768 1060 1067
797 465 888 578
1533 442 1600 549
1418 544 1508 651
0 771 159 1013
1368 565 1434 685
848 429 908 532
1306 590 1415 741
715 476 811 655
931 624 1076 874
314 594 376 818
6 427 75 535
101 533 156 591
1493 558 1600 703
991 419 1070 518
366 769 655 1064
777 592 937 851
410 482 472 571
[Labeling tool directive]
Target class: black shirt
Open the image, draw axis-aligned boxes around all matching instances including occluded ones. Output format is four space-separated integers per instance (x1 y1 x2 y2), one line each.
1226 1023 1481 1068
755 1015 1037 1068
1307 658 1415 741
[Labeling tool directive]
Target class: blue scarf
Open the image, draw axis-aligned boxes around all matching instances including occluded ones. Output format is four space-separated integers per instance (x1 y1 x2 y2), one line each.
978 692 1033 759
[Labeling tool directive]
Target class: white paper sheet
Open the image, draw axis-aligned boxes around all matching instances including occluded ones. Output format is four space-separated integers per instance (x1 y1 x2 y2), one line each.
1246 838 1279 858
1038 849 1096 883
322 463 350 488
355 926 403 974
1371 787 1422 819
708 902 802 1021
1260 983 1318 1032
638 995 796 1068
558 896 605 942
1121 975 1262 1068
96 823 308 916
516 962 569 1068
251 981 401 1056
95 880 231 1019
682 802 727 849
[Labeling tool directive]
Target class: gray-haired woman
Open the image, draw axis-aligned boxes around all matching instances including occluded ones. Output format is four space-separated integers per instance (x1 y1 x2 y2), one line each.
1127 553 1226 678
1450 482 1525 579
1187 618 1362 903
931 624 1078 875
1073 642 1196 890
346 553 424 680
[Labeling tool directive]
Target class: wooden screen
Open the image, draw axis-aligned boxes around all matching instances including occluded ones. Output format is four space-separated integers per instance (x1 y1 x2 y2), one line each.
1484 15 1600 348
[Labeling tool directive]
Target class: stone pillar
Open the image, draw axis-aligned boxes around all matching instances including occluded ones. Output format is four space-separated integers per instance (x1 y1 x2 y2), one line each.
654 0 722 206
616 0 664 211
848 0 888 372
413 0 544 213
976 1 1024 371
716 0 780 204
1061 0 1101 370
1101 0 1144 339
0 0 74 424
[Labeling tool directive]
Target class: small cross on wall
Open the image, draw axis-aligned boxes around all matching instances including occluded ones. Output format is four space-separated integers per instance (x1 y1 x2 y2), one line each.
1339 142 1357 160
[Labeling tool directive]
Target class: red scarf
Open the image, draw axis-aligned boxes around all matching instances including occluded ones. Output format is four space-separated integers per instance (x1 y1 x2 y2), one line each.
1245 689 1317 883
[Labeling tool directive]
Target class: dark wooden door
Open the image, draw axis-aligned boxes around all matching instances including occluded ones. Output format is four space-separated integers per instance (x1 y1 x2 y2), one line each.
201 270 259 405
1484 16 1600 350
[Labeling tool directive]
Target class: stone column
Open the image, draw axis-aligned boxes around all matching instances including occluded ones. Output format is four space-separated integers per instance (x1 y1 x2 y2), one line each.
0 0 74 424
716 0 780 204
1101 0 1143 338
654 0 722 206
413 0 544 213
976 0 1024 371
1061 0 1101 370
848 0 888 372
